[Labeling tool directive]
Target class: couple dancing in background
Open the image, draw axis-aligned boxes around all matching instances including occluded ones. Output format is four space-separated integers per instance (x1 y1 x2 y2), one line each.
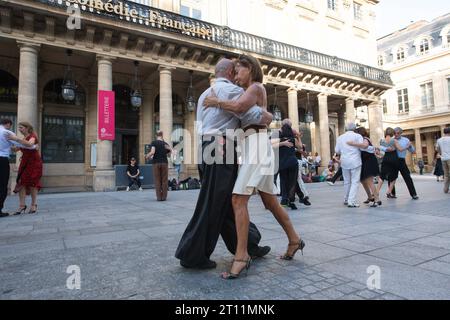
0 120 42 217
377 127 419 201
175 55 305 279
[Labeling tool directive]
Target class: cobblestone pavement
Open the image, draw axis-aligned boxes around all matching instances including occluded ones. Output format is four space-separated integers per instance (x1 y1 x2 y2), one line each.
1 174 449 300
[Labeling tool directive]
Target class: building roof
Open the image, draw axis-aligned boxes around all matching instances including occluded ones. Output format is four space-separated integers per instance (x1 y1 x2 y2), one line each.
377 12 450 50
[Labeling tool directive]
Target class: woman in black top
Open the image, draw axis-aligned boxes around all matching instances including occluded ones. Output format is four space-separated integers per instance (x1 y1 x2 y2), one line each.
277 121 300 210
376 127 413 199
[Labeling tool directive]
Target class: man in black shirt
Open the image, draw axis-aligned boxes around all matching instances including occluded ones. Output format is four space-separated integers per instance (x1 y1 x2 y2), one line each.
126 157 142 191
145 130 172 201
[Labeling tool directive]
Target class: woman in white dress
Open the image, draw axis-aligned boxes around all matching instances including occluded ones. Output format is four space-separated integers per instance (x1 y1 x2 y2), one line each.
203 55 305 279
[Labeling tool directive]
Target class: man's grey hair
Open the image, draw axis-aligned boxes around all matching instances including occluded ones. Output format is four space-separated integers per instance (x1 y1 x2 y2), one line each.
345 122 357 131
215 59 234 77
282 119 292 127
394 127 403 133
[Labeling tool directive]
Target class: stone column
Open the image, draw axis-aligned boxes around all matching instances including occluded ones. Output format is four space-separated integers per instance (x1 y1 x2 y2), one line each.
17 41 40 131
140 86 154 165
441 125 446 137
85 76 98 184
93 55 116 192
345 98 356 126
337 109 345 137
414 129 423 161
312 105 320 155
183 106 198 179
159 66 173 147
425 132 436 166
209 74 216 87
318 93 331 168
287 88 299 132
368 102 384 146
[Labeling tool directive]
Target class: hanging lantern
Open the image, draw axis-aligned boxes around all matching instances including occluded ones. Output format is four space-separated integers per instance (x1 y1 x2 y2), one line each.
186 70 196 112
130 61 142 109
62 49 77 102
273 105 282 122
356 101 367 124
270 85 282 123
305 92 314 123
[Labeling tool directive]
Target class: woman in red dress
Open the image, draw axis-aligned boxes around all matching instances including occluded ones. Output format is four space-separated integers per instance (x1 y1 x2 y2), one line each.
13 122 42 215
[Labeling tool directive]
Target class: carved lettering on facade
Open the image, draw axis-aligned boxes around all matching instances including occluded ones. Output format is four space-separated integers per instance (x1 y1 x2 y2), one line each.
65 0 212 38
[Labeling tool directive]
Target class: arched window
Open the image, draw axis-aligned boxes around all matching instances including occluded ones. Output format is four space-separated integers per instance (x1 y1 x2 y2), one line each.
396 47 406 62
414 36 433 55
0 70 18 103
41 79 86 163
113 85 139 130
113 85 140 165
419 38 430 54
439 25 450 47
43 79 86 106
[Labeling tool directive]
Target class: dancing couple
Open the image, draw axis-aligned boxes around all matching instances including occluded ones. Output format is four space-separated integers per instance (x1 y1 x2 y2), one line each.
175 55 305 279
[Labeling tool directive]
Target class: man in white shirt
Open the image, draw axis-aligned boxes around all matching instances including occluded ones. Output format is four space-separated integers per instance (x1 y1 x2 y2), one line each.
0 118 18 217
335 123 363 208
176 59 273 269
0 118 36 217
437 127 450 194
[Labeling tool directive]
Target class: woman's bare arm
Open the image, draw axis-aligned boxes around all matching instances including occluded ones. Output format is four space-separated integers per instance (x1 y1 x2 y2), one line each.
271 140 294 149
203 84 260 114
8 133 36 148
347 139 369 149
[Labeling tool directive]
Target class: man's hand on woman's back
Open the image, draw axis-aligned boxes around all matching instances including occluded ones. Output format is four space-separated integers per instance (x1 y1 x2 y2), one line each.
260 110 273 126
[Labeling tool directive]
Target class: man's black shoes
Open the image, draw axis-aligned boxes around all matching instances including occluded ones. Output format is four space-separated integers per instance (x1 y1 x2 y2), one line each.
0 211 9 218
412 195 419 200
180 259 217 270
251 246 271 258
301 197 311 206
288 203 298 210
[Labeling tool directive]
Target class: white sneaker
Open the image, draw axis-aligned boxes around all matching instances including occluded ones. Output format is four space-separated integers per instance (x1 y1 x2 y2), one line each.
126 187 130 192
328 182 335 186
139 187 143 191
348 203 360 208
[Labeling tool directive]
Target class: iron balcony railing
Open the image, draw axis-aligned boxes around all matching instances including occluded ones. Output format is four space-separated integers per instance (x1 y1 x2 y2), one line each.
38 0 392 85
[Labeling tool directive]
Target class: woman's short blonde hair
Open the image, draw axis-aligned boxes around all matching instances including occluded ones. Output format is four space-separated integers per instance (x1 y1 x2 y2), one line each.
18 121 34 134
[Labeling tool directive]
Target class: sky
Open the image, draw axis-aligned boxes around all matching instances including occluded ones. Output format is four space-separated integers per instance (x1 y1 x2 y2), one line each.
375 0 450 38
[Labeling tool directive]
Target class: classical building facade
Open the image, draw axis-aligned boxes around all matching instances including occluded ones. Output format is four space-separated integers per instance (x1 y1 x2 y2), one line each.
0 0 391 192
378 13 450 171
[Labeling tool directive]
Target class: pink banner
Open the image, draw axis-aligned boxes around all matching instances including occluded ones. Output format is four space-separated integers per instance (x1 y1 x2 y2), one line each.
98 90 115 141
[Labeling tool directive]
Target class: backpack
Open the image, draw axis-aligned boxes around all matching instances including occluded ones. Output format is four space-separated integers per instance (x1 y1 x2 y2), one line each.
188 178 201 190
169 179 179 191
